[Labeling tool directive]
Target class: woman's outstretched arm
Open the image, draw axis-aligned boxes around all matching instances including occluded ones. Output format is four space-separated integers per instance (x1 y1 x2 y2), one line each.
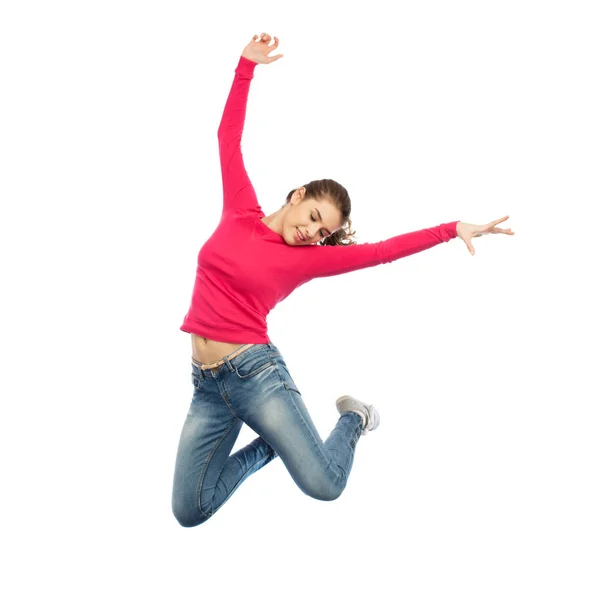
300 221 460 279
218 33 283 215
299 217 514 279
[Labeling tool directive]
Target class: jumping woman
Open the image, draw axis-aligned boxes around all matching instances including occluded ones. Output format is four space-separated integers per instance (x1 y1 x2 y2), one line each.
171 32 514 527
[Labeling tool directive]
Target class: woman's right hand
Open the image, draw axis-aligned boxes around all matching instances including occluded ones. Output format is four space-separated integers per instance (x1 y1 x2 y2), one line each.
456 216 514 256
242 33 283 65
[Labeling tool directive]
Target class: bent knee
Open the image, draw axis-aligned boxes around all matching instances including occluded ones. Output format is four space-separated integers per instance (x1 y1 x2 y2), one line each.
172 502 212 528
318 489 343 502
174 514 206 528
304 482 345 502
174 511 213 527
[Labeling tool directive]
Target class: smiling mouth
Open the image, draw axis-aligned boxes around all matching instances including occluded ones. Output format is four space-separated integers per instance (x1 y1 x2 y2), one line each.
296 227 305 242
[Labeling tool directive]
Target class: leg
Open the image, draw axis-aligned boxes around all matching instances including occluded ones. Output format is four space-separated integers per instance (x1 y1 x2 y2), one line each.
226 347 365 501
171 364 277 527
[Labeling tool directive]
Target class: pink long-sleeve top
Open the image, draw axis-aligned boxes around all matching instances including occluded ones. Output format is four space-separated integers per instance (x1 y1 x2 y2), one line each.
180 55 459 343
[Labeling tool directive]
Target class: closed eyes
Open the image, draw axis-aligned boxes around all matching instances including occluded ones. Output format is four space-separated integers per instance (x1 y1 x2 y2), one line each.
311 214 326 238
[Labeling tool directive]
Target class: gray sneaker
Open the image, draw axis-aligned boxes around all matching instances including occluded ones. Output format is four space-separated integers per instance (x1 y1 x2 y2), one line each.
335 395 380 435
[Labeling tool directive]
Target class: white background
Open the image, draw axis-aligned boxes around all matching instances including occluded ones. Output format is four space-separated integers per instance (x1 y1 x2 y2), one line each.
1 1 599 598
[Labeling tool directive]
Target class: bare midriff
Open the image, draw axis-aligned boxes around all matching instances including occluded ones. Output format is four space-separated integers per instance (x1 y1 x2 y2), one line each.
191 333 255 364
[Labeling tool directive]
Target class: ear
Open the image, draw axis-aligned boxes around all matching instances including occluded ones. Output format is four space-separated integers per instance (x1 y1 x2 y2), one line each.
290 187 305 205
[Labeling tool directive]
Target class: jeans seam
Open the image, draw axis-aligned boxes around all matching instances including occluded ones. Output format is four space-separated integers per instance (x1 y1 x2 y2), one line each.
196 418 238 518
219 379 238 419
220 394 237 418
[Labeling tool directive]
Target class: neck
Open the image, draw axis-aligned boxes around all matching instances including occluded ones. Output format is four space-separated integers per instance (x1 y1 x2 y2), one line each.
262 207 287 234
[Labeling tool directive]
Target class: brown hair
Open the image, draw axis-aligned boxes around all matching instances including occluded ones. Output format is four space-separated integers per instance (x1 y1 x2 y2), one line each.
284 178 357 246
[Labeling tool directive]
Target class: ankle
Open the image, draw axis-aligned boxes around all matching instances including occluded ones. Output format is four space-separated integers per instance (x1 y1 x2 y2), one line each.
350 409 367 429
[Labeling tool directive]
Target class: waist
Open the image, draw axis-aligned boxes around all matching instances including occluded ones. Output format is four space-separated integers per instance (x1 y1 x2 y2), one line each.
191 333 255 366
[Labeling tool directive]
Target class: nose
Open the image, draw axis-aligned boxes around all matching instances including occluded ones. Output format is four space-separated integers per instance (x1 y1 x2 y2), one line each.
305 228 317 240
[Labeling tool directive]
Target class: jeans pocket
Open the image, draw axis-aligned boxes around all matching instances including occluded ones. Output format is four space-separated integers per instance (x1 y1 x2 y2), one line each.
233 352 276 380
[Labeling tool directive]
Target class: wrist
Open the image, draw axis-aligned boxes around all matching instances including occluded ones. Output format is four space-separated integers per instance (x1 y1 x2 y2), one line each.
241 53 259 65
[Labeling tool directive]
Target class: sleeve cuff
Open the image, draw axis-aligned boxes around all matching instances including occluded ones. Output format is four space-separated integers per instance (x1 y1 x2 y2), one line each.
441 221 460 241
236 55 258 78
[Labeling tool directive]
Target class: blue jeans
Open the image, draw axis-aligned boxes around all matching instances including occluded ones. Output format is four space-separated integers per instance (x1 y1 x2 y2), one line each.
171 341 364 526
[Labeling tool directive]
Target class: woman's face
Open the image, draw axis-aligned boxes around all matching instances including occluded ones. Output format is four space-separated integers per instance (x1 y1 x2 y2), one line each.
283 188 343 246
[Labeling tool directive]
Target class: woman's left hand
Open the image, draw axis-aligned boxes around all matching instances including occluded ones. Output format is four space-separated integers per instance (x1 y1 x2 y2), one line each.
242 33 283 65
456 216 514 256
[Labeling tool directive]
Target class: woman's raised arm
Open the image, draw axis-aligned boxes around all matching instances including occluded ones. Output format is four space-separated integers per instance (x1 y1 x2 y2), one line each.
218 34 283 215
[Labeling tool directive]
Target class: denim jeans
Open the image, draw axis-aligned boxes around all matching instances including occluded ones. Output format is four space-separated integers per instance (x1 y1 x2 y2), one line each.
171 341 364 527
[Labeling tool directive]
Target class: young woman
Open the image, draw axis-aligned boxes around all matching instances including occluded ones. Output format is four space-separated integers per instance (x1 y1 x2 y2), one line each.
171 33 514 527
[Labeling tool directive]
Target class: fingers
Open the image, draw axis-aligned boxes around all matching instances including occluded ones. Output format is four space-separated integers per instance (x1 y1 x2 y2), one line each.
459 216 513 257
256 33 280 47
489 215 509 226
255 33 283 62
480 216 512 234
458 231 476 255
